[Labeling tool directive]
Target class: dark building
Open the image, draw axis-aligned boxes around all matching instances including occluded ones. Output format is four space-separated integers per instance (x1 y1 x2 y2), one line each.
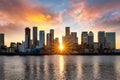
39 30 45 48
0 34 4 46
25 27 31 49
33 27 38 48
88 31 94 49
50 29 54 48
106 32 116 50
65 27 70 37
81 32 88 49
46 33 50 48
98 31 105 50
62 27 72 53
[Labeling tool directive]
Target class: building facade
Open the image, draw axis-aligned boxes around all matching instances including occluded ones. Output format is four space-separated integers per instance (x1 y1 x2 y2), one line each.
25 27 31 49
39 30 45 48
46 33 50 48
33 27 38 48
106 32 116 49
98 31 105 49
50 29 54 48
0 34 4 46
81 32 88 49
88 31 94 49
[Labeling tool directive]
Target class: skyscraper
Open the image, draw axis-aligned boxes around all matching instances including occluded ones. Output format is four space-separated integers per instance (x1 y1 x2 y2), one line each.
88 31 94 49
39 30 45 48
50 29 54 48
0 34 4 46
71 32 78 44
98 31 105 49
33 27 37 48
65 27 70 37
46 33 50 48
81 32 88 49
106 32 116 49
62 27 72 52
25 27 31 49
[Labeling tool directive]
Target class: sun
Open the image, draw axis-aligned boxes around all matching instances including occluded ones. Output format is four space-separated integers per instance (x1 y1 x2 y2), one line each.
60 44 64 51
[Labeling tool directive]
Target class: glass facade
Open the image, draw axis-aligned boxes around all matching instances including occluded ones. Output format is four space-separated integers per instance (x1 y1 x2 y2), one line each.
106 32 116 49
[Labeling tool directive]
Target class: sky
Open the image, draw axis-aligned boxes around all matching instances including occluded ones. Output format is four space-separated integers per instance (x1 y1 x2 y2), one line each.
0 0 120 49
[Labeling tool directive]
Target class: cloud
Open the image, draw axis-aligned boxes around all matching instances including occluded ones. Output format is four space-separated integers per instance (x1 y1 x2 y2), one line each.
67 0 120 22
66 0 120 31
0 0 63 45
89 12 120 31
0 0 62 30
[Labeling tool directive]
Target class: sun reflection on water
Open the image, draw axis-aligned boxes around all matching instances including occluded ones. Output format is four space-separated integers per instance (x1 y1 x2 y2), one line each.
59 56 64 74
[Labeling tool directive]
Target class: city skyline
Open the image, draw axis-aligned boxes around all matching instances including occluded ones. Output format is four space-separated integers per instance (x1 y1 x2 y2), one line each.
0 26 117 49
0 0 120 49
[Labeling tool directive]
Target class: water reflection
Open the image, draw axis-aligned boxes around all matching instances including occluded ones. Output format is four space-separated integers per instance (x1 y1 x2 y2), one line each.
0 56 119 80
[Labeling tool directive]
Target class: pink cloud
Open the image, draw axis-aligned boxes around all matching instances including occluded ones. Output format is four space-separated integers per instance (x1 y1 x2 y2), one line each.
67 0 120 22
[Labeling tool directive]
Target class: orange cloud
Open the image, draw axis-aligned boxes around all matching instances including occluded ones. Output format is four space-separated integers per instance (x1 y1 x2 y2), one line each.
0 0 62 46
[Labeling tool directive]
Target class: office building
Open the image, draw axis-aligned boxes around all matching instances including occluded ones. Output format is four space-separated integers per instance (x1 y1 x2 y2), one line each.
50 29 54 48
71 32 78 44
98 31 105 49
33 27 38 48
81 32 88 49
65 27 70 37
0 34 4 46
46 33 50 48
88 31 94 49
25 27 31 49
106 32 116 49
39 30 45 48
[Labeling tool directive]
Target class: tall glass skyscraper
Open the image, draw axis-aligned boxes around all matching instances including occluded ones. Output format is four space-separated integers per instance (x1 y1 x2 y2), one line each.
33 27 37 48
50 29 54 48
0 33 4 46
71 32 78 44
88 31 94 49
39 30 45 48
106 32 116 49
46 33 50 48
98 31 105 49
81 32 88 44
81 32 88 49
65 27 70 37
25 27 31 49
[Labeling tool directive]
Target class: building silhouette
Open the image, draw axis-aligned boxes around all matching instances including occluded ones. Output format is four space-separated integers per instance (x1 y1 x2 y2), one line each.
33 27 38 48
50 29 54 49
71 32 78 44
62 27 73 53
98 31 105 50
0 34 4 46
88 31 94 49
81 32 88 49
106 32 116 50
46 33 50 48
65 27 70 37
25 27 31 49
39 30 45 48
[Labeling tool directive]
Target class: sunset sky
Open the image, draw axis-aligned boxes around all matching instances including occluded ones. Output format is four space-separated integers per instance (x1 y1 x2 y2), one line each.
0 0 120 49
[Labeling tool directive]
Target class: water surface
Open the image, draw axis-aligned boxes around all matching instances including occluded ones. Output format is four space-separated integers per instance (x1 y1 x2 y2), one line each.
0 55 120 80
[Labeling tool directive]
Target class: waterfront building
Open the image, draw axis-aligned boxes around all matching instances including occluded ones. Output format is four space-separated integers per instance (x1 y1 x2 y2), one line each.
81 32 88 49
98 31 105 49
46 33 50 48
39 30 45 48
25 27 31 49
0 33 4 46
88 31 94 49
106 32 116 50
33 27 38 48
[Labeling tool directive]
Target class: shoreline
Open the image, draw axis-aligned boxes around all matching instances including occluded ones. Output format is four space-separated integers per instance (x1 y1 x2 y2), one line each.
0 52 120 56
